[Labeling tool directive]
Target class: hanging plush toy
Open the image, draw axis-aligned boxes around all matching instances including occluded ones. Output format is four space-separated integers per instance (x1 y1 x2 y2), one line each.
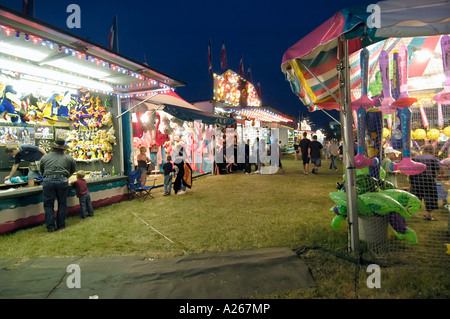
42 92 65 125
0 85 21 123
154 112 170 146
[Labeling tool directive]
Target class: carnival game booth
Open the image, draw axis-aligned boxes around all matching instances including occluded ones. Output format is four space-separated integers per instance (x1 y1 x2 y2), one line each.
281 0 450 254
213 69 295 158
0 6 186 234
125 91 236 179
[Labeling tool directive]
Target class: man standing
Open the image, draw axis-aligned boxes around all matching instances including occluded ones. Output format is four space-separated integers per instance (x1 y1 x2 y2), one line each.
244 139 251 174
299 132 310 175
409 145 445 221
308 135 323 174
5 144 46 187
328 139 340 171
40 139 76 232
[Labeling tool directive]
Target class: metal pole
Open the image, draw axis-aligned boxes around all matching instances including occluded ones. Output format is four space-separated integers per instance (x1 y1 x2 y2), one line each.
115 89 168 119
116 95 124 175
338 35 360 252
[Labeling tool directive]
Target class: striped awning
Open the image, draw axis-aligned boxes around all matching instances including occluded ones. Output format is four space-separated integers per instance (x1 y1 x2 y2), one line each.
281 0 450 112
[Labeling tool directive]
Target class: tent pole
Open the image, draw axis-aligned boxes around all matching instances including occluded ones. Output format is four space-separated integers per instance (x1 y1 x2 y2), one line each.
338 35 360 252
116 88 168 119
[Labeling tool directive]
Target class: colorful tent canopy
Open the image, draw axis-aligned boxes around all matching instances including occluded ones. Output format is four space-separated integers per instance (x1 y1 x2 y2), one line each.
163 104 236 126
281 0 450 112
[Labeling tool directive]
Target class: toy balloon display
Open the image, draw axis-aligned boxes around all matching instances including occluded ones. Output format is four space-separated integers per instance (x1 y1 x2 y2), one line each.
328 176 421 244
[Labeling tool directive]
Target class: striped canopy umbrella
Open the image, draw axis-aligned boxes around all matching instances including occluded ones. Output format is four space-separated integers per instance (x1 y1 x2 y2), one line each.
281 0 450 112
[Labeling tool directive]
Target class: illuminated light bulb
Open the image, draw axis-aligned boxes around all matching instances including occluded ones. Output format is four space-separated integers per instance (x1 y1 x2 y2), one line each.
33 37 39 44
25 34 29 41
5 29 12 36
15 31 20 38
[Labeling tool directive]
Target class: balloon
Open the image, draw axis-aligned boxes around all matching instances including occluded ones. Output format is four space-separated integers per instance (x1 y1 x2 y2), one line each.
427 128 440 141
433 35 450 128
388 212 407 234
420 106 429 128
359 192 409 217
380 189 421 216
444 126 450 138
391 107 426 175
392 46 418 107
413 128 427 140
379 50 395 114
353 49 378 170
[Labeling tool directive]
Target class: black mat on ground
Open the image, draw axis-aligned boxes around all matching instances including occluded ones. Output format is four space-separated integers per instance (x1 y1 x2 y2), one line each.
0 247 316 299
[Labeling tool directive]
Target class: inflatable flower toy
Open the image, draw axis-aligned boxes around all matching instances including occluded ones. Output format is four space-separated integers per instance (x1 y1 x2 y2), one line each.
330 168 421 244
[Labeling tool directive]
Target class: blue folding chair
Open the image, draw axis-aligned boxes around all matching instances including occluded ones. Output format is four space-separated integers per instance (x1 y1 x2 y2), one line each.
126 170 155 200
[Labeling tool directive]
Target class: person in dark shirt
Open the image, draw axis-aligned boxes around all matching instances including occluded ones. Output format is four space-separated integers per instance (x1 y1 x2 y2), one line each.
71 170 94 219
163 155 175 196
308 135 323 174
40 139 76 232
409 145 445 221
4 144 46 187
299 132 310 175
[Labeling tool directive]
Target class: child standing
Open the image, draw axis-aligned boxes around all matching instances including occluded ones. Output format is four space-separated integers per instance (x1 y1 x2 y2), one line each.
136 146 150 182
162 155 175 196
71 170 94 219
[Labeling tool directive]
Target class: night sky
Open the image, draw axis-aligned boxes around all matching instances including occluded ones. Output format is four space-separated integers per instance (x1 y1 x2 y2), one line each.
0 0 377 129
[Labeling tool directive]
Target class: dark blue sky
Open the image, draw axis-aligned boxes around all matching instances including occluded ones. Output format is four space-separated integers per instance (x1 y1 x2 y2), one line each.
0 0 376 129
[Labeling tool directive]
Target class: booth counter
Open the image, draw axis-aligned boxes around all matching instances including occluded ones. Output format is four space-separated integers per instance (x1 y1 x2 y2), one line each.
0 175 128 234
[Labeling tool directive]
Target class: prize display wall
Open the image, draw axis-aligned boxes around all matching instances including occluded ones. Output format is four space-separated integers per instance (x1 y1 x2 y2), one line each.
0 86 127 234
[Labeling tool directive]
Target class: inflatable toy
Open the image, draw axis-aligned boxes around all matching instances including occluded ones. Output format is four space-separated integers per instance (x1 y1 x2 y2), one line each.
329 171 420 244
389 46 425 175
352 48 379 169
379 50 395 114
433 35 450 127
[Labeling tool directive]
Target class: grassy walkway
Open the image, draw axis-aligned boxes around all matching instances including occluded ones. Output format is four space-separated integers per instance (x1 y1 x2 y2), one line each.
0 155 449 298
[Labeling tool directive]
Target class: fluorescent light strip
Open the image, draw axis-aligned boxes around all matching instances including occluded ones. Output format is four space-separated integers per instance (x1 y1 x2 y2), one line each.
0 75 77 97
0 41 49 62
43 59 110 79
0 57 113 92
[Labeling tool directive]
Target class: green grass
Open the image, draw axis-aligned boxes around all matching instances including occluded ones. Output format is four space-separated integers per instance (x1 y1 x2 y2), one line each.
1 154 449 298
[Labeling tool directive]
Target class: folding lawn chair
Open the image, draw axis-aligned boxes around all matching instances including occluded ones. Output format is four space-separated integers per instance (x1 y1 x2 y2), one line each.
126 170 155 200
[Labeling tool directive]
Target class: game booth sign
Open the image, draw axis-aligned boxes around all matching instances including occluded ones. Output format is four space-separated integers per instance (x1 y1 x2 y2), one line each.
281 0 450 252
0 6 187 234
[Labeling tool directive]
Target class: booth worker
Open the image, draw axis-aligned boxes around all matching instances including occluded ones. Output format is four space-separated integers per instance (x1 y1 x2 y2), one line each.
4 145 46 187
40 139 76 232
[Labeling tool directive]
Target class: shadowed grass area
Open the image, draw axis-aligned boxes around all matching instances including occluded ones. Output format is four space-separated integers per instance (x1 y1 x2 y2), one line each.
0 154 449 298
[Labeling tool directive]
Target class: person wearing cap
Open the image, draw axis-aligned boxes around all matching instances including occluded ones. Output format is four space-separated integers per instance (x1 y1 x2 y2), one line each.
4 145 46 187
381 146 401 188
40 139 76 232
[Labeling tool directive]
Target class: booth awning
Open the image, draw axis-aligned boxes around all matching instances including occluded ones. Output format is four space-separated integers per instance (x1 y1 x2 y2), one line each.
0 5 186 95
281 0 450 111
163 104 236 126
